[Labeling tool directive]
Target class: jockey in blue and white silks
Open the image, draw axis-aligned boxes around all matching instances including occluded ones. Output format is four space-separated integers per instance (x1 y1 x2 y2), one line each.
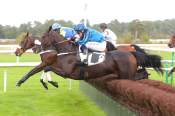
52 23 79 40
73 23 106 52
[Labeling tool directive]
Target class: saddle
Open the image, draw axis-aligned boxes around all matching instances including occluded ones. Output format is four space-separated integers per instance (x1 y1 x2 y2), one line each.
77 49 106 80
78 49 106 66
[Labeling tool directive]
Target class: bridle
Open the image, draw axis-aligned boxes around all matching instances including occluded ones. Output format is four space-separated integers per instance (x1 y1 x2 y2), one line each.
18 36 30 53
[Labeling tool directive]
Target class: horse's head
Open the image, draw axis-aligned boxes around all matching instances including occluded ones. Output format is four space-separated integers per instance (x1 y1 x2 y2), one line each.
15 32 40 56
168 34 175 48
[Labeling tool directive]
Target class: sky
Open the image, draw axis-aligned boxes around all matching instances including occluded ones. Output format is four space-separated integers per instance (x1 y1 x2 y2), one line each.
0 0 175 27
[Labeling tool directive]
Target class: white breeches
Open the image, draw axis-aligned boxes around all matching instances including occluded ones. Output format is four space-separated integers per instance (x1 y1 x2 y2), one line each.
86 41 106 52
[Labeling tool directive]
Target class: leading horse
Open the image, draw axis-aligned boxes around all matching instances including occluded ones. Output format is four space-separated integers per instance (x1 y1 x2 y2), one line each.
16 30 162 88
15 33 58 89
15 32 148 89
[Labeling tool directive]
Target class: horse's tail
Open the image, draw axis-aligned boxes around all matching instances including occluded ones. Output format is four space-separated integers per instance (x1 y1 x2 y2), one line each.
131 52 163 75
130 44 146 54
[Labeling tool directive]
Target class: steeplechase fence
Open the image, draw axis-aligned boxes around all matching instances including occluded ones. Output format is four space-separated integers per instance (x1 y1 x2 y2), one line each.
80 44 175 116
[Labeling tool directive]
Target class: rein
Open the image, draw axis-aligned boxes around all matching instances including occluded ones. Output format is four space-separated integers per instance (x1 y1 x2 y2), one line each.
55 39 72 45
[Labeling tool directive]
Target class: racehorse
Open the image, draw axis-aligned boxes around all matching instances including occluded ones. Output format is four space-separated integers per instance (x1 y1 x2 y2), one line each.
15 32 58 89
15 32 148 88
16 30 163 88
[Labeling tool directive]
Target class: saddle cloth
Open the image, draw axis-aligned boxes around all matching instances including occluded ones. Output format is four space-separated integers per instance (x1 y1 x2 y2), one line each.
87 52 105 66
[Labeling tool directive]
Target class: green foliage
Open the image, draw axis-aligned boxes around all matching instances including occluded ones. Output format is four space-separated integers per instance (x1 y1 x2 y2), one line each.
139 33 150 43
118 32 132 43
1 18 175 42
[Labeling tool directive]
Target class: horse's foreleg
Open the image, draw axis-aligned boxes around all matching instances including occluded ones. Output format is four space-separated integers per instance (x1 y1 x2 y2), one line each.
16 63 46 87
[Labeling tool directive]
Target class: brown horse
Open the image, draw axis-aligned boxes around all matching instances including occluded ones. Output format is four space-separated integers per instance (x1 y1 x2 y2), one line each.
15 32 147 89
15 32 58 89
15 30 162 88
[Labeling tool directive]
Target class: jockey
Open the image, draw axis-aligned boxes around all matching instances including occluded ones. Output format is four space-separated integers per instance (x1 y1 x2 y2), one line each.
51 23 79 41
73 23 106 64
99 23 117 47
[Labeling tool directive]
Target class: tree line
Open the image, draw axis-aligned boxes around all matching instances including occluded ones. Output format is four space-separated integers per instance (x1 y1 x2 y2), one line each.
1 19 175 43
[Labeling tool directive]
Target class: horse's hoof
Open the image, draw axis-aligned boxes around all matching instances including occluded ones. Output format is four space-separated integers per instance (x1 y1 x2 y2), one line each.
54 84 59 88
48 81 59 88
53 82 59 88
42 83 48 90
40 79 48 90
16 83 21 87
44 87 48 90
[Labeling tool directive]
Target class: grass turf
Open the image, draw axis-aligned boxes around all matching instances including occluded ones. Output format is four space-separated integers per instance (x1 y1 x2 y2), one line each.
0 67 105 116
0 51 175 115
0 53 40 62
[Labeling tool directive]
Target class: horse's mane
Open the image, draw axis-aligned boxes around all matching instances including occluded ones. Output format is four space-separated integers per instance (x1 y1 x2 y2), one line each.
41 30 76 52
131 44 146 54
48 25 52 33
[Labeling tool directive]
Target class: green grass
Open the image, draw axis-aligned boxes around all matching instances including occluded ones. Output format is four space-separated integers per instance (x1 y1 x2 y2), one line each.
0 53 40 62
0 67 105 116
0 51 175 115
148 50 174 60
149 69 175 85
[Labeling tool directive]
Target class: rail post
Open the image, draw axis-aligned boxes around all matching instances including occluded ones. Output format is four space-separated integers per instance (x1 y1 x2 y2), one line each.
3 70 7 93
170 52 175 84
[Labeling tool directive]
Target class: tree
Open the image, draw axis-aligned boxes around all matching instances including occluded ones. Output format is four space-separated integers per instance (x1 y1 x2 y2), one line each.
129 19 145 40
0 25 5 38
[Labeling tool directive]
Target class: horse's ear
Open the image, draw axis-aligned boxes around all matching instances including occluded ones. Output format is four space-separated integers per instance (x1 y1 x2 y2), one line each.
26 32 29 37
48 26 52 33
